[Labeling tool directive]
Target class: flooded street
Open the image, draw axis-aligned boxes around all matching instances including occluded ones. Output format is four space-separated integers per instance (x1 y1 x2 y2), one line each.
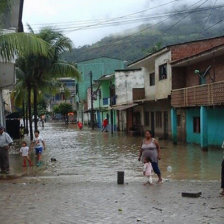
8 122 223 182
1 122 224 224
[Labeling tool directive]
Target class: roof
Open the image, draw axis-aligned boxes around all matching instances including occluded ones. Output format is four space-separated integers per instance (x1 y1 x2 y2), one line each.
171 43 224 67
76 56 124 64
128 35 224 68
115 68 142 72
96 74 115 81
112 103 138 111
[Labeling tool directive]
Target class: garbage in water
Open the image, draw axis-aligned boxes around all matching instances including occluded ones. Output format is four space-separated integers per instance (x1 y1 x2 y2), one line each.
167 166 172 172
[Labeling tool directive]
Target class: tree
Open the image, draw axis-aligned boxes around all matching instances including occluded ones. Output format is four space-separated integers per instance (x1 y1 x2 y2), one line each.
53 103 73 123
16 27 80 132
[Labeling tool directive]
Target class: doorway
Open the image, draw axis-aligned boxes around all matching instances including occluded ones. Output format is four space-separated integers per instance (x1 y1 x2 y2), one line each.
151 112 155 137
164 111 168 139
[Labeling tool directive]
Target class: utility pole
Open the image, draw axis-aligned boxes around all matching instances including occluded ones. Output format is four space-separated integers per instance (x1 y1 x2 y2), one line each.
90 71 94 130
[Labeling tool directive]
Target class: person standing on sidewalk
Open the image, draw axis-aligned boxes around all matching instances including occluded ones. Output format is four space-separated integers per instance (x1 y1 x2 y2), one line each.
0 126 13 174
31 130 45 166
20 141 32 167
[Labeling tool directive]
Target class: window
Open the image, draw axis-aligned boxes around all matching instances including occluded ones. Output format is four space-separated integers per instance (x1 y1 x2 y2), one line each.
177 115 181 127
159 64 167 80
149 73 155 86
156 112 162 128
193 117 200 133
144 112 150 126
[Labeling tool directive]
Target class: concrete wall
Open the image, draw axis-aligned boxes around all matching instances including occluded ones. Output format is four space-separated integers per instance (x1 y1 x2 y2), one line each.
143 65 155 100
186 108 201 144
207 108 224 146
115 70 144 105
155 51 172 100
186 107 224 146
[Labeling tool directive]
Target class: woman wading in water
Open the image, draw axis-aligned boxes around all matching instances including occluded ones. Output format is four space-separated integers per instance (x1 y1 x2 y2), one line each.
138 130 162 183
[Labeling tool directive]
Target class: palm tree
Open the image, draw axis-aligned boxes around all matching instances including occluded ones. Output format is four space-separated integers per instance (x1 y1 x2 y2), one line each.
0 0 49 61
16 27 80 134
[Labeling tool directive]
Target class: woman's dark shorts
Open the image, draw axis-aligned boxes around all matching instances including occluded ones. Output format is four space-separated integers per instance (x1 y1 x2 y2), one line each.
151 162 161 176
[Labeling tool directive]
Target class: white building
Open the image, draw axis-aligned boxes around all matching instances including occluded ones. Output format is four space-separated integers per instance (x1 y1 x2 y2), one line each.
112 68 144 132
0 0 24 126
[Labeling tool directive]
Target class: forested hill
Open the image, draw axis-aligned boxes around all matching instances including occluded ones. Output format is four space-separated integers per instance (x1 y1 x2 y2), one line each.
62 6 224 64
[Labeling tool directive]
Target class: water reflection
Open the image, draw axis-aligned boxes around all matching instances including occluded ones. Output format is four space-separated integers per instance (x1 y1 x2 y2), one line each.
7 122 223 181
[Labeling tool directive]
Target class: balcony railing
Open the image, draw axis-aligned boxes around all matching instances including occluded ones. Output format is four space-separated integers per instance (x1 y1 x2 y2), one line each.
133 88 145 101
171 80 224 107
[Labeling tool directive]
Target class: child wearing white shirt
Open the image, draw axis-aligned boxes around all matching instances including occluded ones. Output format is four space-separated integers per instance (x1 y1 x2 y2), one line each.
143 157 153 185
20 141 32 167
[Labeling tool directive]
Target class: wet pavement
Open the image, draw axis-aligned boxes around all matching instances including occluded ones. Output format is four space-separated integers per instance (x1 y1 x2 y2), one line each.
0 122 223 224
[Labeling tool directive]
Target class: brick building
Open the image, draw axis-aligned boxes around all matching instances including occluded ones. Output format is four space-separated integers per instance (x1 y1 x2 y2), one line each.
128 35 224 139
171 44 224 148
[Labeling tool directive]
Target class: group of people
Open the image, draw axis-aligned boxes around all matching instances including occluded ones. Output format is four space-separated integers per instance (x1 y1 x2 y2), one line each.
139 130 162 185
19 130 45 167
0 126 45 173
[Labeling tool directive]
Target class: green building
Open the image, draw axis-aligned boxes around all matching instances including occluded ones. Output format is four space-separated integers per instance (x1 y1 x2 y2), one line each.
94 74 117 131
76 57 125 123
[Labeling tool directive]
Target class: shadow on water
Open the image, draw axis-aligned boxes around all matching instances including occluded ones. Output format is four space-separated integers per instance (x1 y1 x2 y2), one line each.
6 122 223 182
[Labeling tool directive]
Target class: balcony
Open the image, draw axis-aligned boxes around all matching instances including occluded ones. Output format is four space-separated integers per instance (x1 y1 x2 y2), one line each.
171 81 224 108
133 88 145 101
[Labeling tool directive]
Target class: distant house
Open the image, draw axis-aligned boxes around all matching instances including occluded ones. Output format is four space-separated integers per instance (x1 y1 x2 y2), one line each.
76 57 125 124
48 78 77 113
0 0 24 126
128 35 224 139
171 44 224 148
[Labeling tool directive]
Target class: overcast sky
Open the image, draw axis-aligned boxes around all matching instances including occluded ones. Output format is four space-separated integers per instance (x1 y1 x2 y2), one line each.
22 0 219 48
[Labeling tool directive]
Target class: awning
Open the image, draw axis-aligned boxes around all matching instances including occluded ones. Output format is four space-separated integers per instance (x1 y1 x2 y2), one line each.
111 103 138 111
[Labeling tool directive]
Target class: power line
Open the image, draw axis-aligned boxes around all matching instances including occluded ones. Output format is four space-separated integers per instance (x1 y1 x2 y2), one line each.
29 3 224 34
30 0 183 27
64 0 210 53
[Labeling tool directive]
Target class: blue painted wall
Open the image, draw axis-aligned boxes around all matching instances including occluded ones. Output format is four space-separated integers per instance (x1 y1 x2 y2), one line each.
207 108 224 146
186 108 200 144
186 107 224 146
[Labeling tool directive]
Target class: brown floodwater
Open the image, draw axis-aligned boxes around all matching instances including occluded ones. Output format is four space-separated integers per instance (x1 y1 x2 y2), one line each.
7 122 223 182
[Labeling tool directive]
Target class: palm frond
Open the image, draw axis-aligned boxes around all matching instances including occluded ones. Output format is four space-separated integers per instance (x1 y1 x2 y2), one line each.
50 62 80 81
0 32 50 61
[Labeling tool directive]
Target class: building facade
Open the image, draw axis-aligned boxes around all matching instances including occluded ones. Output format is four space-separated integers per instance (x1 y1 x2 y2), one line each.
76 57 125 124
171 44 224 148
112 68 144 133
0 0 24 126
128 36 224 139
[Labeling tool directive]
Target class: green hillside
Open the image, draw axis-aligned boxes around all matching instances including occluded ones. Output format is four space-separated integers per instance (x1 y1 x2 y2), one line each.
63 6 224 64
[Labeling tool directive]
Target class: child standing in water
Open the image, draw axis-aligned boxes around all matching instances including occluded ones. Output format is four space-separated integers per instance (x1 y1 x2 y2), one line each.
143 157 153 185
32 130 45 166
20 141 32 167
